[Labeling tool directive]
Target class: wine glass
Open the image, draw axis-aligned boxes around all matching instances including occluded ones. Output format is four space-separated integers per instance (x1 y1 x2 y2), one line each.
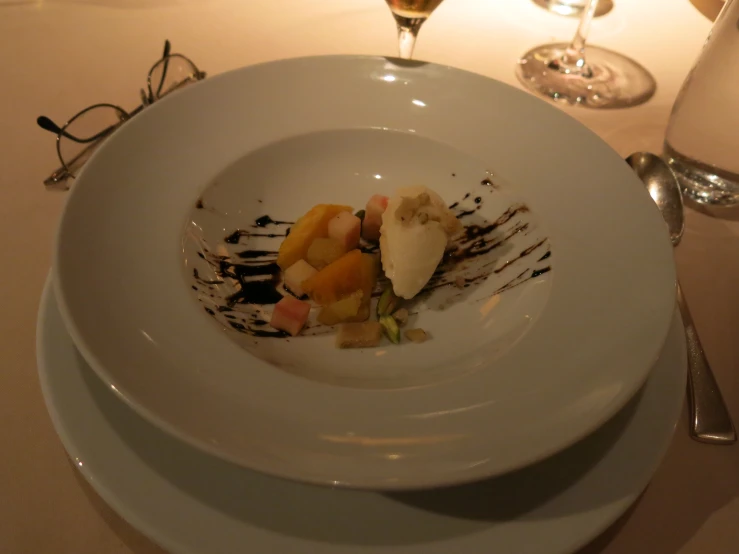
384 0 445 60
531 0 612 17
516 0 656 108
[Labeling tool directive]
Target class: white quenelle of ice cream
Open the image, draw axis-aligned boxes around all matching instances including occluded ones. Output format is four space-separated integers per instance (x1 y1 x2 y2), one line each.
379 186 462 299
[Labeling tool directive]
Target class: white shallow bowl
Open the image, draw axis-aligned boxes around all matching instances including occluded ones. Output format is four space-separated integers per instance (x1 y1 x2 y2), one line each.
54 55 676 490
37 279 687 554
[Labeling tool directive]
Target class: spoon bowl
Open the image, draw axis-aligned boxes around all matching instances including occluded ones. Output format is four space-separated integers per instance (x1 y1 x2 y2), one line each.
626 152 685 246
625 151 736 444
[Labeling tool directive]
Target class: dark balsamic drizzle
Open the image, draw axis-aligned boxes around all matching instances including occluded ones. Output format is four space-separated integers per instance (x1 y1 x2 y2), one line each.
228 321 247 331
493 238 547 274
236 249 276 260
187 212 299 336
250 328 289 338
224 230 248 244
249 233 286 239
470 264 551 301
456 209 477 219
191 181 551 339
490 269 530 295
449 193 471 211
193 268 224 285
221 264 283 306
253 215 294 227
225 229 286 243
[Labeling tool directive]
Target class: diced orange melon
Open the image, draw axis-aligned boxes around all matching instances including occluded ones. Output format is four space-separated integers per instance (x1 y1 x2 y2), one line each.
277 204 352 269
306 238 345 269
302 250 379 306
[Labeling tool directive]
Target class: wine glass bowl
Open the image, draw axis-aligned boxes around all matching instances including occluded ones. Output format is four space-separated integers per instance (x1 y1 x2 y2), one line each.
384 0 445 59
531 0 613 18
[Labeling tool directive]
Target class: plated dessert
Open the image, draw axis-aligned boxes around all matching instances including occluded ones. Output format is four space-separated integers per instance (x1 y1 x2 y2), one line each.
271 185 460 347
190 177 552 351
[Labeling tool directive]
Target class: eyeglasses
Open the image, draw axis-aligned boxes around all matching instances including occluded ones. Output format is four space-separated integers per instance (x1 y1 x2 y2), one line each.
37 40 206 190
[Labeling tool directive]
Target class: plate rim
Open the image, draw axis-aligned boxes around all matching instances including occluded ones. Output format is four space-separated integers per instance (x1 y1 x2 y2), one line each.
51 54 678 489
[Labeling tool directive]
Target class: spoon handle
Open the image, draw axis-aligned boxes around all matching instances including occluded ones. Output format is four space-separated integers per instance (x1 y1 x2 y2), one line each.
677 281 736 444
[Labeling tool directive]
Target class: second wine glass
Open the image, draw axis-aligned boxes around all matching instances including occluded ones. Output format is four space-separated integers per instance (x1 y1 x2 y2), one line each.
385 0 445 60
516 0 656 108
531 0 613 17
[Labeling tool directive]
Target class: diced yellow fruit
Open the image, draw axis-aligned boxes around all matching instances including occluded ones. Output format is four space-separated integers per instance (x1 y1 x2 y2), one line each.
306 238 345 270
404 328 428 343
317 290 363 325
345 302 370 323
277 204 352 269
283 259 317 297
302 250 380 306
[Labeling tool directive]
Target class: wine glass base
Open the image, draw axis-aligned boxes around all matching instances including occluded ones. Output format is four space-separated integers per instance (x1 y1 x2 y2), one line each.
516 43 656 109
531 0 613 17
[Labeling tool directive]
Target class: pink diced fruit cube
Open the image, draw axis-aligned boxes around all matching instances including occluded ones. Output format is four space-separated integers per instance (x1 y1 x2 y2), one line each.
362 194 388 241
270 296 311 336
327 211 361 251
284 259 317 297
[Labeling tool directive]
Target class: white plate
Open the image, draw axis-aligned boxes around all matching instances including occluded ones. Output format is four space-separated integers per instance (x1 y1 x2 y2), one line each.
53 55 676 489
37 277 686 554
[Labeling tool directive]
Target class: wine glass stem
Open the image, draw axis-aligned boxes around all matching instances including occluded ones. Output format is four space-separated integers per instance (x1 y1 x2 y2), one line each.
561 0 599 70
394 16 425 60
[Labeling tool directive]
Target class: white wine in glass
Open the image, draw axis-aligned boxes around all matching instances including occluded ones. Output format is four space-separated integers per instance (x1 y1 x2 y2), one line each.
385 0 445 60
531 0 612 17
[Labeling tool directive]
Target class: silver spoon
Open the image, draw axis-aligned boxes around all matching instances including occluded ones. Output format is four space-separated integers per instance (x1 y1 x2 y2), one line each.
626 152 736 444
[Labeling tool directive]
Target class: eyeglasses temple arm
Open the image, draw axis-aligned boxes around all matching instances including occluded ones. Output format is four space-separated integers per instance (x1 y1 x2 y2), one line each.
37 115 116 144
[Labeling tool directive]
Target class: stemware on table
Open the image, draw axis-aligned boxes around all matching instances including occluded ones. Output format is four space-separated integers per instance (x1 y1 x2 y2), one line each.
384 0 445 59
516 0 656 108
531 0 613 17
